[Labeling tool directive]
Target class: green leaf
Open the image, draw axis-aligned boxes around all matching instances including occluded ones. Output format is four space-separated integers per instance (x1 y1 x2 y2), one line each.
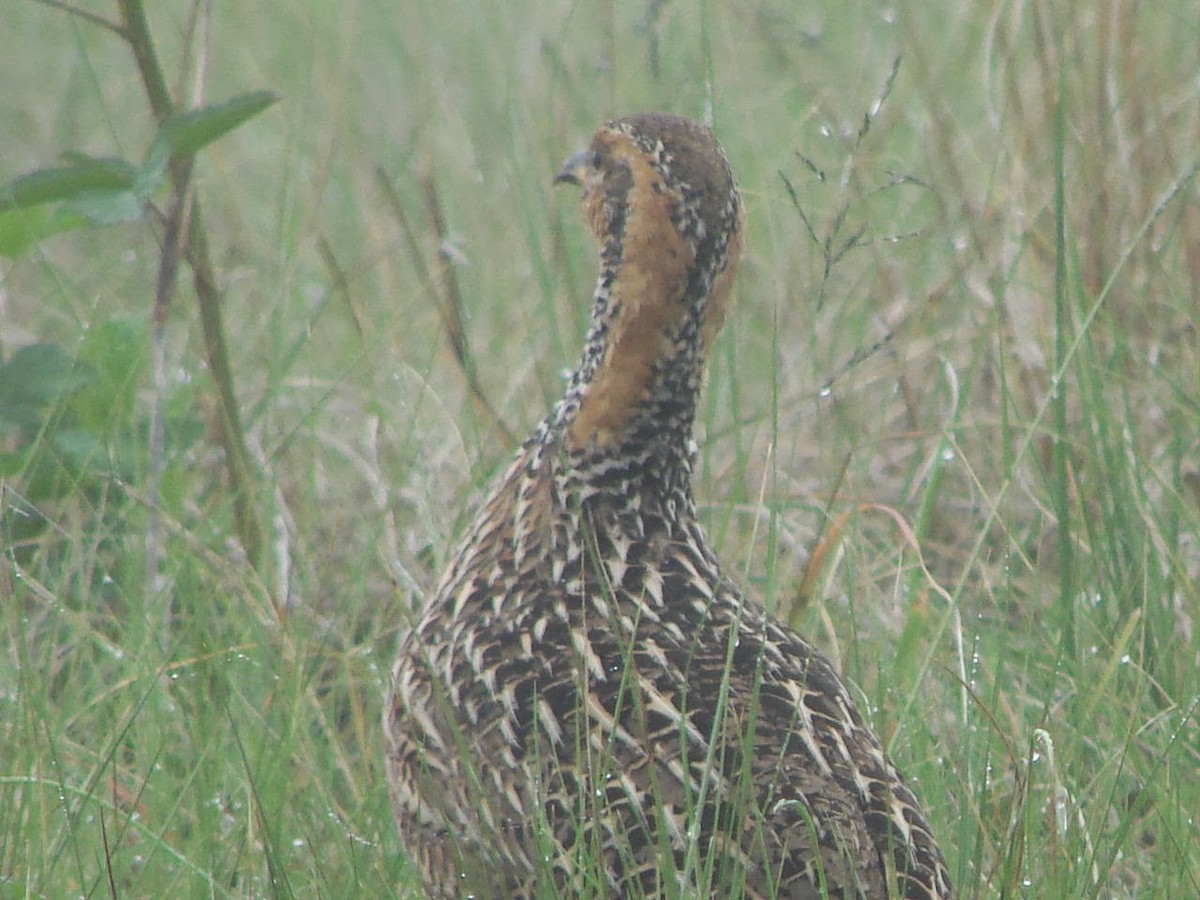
51 427 104 474
0 343 94 431
71 316 148 434
0 448 31 478
133 143 170 200
0 207 87 258
59 188 145 226
143 90 279 170
0 157 136 213
0 343 91 405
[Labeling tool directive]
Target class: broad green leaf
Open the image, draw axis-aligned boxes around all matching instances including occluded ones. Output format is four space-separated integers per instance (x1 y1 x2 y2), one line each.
0 448 30 477
0 207 87 258
143 90 279 171
52 427 103 468
0 343 91 406
71 316 147 434
59 188 145 226
0 343 94 431
133 144 170 200
0 157 136 213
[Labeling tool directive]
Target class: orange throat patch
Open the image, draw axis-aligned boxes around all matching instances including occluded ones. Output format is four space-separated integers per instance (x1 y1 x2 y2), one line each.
568 162 694 450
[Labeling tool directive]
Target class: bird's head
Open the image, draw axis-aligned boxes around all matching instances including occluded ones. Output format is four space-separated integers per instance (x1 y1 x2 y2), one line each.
554 114 743 452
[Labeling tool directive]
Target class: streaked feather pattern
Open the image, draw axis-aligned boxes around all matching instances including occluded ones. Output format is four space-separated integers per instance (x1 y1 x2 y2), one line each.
385 113 953 898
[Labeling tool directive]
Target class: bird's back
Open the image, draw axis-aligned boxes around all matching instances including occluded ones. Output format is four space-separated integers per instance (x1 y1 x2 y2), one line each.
386 438 949 898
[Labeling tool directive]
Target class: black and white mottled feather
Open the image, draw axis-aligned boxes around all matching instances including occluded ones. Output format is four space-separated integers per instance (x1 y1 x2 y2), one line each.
385 113 953 899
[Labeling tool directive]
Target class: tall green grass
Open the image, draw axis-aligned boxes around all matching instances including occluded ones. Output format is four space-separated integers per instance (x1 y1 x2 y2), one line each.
2 1 1198 896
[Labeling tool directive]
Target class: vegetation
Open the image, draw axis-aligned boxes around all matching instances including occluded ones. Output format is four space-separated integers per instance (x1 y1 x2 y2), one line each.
2 1 1197 896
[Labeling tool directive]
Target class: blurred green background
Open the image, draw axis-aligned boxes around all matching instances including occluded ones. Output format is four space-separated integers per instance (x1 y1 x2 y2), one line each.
2 1 1198 896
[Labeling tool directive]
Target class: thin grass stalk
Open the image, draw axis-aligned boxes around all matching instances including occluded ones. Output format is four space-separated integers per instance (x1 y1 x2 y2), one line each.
1051 56 1076 658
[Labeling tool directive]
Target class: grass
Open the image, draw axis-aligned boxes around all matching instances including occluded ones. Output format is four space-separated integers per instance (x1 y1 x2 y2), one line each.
2 0 1199 896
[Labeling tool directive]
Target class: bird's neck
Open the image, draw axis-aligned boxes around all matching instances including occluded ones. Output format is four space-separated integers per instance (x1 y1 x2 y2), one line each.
549 246 710 504
544 176 739 513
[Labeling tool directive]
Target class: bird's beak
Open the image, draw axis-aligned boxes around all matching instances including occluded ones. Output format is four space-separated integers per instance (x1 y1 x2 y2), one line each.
554 149 594 186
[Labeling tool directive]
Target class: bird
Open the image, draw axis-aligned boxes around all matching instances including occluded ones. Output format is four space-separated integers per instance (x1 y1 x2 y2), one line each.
384 112 953 899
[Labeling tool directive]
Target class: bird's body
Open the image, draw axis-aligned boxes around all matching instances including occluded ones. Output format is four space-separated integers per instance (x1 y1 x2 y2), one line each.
385 113 952 898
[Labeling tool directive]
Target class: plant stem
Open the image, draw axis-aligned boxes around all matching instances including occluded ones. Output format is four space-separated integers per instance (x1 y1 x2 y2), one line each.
117 0 267 578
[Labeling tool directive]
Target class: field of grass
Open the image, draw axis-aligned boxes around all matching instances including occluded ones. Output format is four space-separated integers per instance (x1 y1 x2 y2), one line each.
2 1 1198 896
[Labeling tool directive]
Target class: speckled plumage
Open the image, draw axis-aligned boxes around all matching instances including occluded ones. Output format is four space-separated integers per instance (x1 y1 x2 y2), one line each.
385 113 953 898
